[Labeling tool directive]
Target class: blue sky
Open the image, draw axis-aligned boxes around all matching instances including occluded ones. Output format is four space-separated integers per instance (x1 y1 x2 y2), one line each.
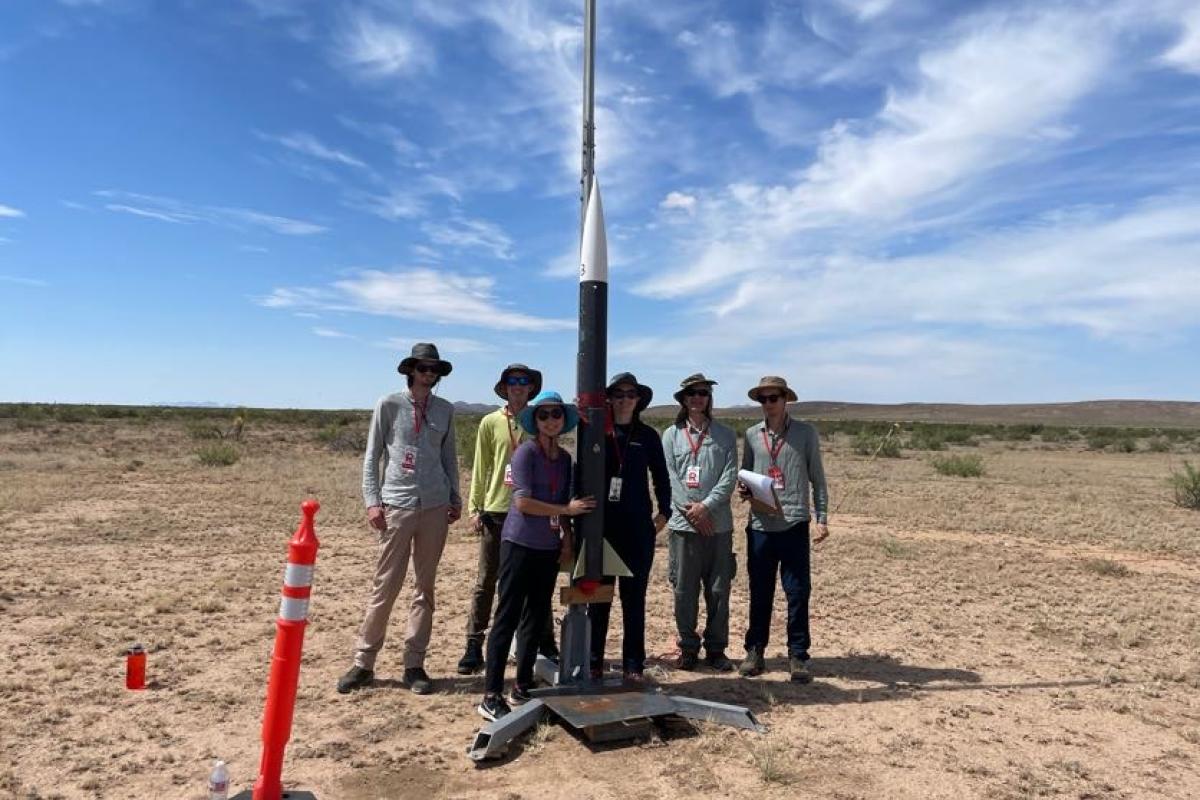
2 0 1199 408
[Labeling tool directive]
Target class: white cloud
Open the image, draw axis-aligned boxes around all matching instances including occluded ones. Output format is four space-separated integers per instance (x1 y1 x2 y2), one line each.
333 11 434 80
380 336 494 354
0 204 26 218
312 327 351 338
256 130 367 169
0 274 48 287
421 216 514 260
1161 6 1200 74
96 190 326 235
660 191 697 214
262 268 573 331
337 116 422 163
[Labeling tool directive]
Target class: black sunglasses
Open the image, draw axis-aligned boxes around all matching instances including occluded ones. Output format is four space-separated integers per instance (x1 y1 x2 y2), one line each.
758 393 783 404
609 389 639 400
685 388 711 398
414 363 440 374
505 375 532 386
535 407 565 421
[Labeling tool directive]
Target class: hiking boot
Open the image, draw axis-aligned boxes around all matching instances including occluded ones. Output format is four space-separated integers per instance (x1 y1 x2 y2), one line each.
457 638 484 675
477 693 511 722
789 657 812 684
508 684 532 706
403 667 434 695
623 670 645 685
738 648 765 678
676 648 700 671
705 650 735 672
336 665 374 694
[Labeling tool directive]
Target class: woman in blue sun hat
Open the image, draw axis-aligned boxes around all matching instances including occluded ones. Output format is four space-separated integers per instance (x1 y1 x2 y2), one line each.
478 390 597 722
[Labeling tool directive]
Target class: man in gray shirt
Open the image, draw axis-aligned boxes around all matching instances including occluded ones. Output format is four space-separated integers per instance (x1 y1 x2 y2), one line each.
337 342 463 696
736 376 829 684
662 373 738 672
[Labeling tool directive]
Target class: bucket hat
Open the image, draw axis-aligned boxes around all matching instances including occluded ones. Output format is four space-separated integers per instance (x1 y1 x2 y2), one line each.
673 373 718 405
518 390 580 435
606 372 653 413
493 363 543 400
397 342 453 376
747 375 798 403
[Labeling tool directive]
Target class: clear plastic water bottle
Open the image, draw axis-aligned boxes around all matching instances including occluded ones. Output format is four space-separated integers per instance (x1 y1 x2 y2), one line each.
207 760 229 800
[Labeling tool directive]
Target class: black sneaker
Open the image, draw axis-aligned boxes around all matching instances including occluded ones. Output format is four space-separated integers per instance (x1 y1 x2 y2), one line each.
336 665 374 694
508 684 532 706
705 650 735 672
404 667 434 695
457 638 484 675
676 649 700 671
738 648 765 678
477 693 512 721
789 657 812 684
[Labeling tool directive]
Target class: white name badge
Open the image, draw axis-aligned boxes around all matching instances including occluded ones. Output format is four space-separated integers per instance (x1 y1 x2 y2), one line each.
549 515 561 532
608 477 623 502
768 465 784 490
401 446 418 472
685 465 701 489
503 463 514 487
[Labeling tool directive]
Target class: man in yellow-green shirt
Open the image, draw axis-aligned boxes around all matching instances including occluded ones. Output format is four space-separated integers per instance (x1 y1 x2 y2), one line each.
457 363 556 674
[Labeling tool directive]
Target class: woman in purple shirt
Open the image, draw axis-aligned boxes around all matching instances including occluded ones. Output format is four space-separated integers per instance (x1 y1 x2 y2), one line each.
478 391 597 722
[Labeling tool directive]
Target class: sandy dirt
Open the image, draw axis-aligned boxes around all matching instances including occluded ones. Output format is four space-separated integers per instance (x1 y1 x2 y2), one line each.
2 419 1199 799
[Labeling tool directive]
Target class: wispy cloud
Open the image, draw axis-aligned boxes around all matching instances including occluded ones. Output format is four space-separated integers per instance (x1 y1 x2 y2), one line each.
0 274 48 287
255 130 368 169
421 216 514 260
660 191 697 214
1161 5 1200 75
262 267 572 331
0 204 26 218
312 327 351 338
95 190 326 235
379 335 494 354
333 10 434 80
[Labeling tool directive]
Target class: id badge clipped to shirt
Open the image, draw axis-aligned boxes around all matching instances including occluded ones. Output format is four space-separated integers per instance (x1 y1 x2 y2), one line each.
767 465 785 490
503 463 514 487
549 514 561 532
685 465 701 489
608 477 623 502
401 445 418 472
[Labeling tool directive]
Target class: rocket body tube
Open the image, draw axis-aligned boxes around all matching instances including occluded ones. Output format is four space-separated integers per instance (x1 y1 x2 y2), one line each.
576 180 608 583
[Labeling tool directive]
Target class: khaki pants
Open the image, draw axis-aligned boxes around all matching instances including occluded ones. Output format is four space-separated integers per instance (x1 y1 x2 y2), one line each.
354 505 448 671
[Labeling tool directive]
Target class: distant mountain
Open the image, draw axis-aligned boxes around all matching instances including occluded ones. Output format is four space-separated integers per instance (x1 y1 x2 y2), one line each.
454 401 500 415
642 400 1200 428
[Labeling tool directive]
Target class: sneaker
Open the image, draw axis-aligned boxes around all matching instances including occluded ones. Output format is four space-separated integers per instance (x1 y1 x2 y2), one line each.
508 684 532 706
403 667 434 695
457 638 484 675
705 650 735 672
789 657 812 684
676 649 700 671
336 665 374 694
477 693 512 722
738 648 765 678
623 670 645 685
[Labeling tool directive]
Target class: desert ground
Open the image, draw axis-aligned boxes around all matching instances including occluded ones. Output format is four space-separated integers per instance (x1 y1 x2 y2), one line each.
2 411 1199 799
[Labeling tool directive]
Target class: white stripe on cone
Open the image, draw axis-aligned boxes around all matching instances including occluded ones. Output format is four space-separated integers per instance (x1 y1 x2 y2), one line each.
279 597 309 621
283 563 314 588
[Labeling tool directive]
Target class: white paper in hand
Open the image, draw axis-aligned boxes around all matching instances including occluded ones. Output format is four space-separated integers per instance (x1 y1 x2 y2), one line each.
738 469 783 515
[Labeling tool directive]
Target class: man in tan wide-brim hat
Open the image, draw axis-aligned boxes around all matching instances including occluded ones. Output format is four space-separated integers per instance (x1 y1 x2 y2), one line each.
736 375 829 684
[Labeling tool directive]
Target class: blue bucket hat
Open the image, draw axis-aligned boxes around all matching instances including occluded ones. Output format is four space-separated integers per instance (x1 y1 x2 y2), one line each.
518 390 579 436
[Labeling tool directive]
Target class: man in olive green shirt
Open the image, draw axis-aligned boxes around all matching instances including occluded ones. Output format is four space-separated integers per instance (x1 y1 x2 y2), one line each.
457 363 557 674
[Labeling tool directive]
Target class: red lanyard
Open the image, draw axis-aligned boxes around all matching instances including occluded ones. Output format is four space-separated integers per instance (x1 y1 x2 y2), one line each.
412 397 427 437
503 408 521 453
683 424 707 464
761 424 787 467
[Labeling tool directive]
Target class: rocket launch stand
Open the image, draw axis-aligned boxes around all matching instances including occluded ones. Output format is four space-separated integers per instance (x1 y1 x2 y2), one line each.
466 592 765 762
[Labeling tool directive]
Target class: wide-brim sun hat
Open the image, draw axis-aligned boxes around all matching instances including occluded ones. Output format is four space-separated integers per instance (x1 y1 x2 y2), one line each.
747 375 798 403
673 372 718 405
397 342 453 376
606 372 653 413
518 390 579 435
493 363 544 400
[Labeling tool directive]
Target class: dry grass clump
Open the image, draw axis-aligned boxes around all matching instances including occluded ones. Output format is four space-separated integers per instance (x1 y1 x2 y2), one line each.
1081 558 1131 578
931 453 985 477
196 443 240 466
1168 461 1200 510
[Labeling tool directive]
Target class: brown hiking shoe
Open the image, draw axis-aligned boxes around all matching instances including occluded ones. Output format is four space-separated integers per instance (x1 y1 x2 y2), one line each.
705 650 735 672
738 648 765 677
676 649 700 671
789 657 812 684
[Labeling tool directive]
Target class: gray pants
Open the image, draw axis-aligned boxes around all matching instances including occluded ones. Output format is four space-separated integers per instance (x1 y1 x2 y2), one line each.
465 512 555 647
354 505 448 671
667 529 736 654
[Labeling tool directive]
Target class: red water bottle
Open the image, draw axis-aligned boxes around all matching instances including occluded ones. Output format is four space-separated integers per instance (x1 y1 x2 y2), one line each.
126 643 146 690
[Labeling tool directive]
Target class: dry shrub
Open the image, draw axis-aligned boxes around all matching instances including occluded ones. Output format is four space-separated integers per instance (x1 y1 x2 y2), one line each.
1169 461 1200 510
931 453 984 477
1082 558 1131 578
197 443 240 467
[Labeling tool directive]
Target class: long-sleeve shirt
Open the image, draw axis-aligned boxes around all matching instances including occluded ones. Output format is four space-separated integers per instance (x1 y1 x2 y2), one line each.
662 419 738 534
604 420 672 536
362 390 462 510
501 440 573 551
741 417 829 531
467 407 525 515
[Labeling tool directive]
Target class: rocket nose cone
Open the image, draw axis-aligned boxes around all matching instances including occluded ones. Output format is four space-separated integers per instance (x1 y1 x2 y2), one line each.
580 179 608 283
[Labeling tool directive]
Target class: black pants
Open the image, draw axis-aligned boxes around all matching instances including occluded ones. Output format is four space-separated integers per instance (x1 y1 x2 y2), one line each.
484 540 560 695
466 513 554 647
588 531 655 673
744 521 811 660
